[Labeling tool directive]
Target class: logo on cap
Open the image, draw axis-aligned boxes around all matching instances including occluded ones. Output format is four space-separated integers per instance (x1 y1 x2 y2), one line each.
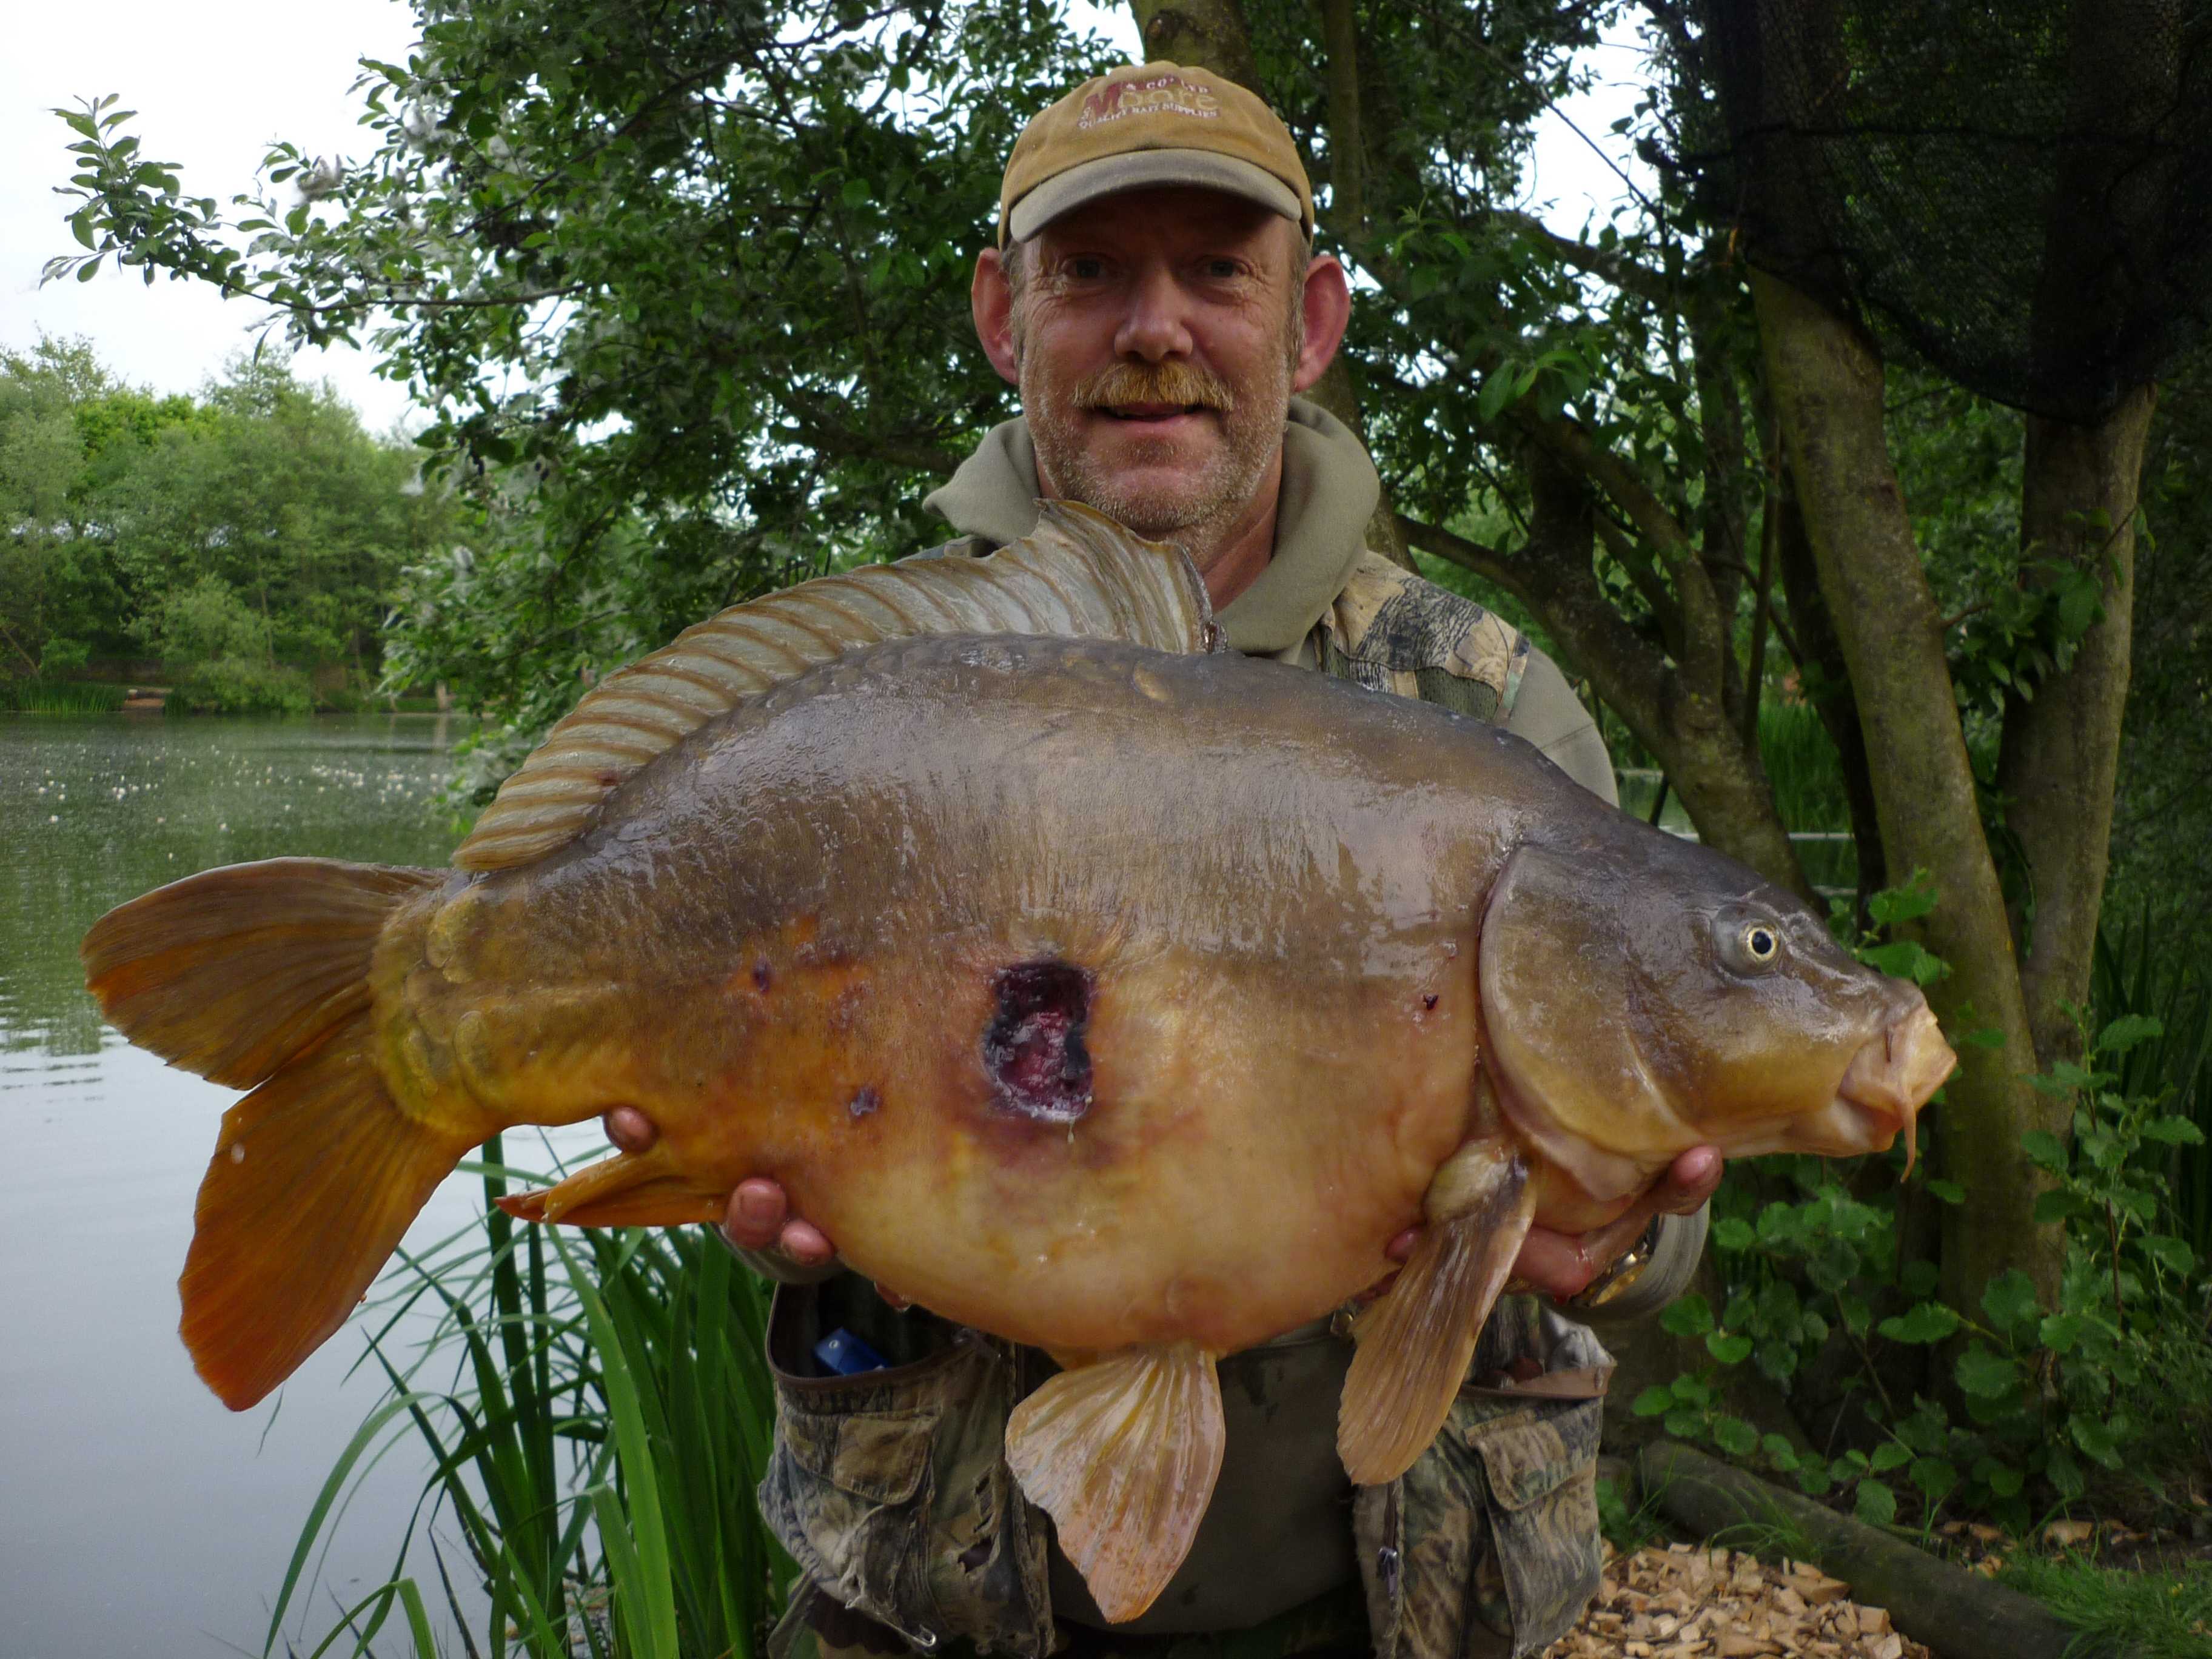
1077 72 1223 130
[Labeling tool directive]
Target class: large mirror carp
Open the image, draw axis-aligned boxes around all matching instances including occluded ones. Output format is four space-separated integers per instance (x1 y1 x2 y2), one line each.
83 504 1955 1622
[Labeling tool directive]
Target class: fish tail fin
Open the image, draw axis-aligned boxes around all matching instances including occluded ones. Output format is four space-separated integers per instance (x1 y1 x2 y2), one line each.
1338 1140 1534 1486
496 1147 728 1227
81 857 463 1410
1005 1342 1226 1623
81 857 443 1088
184 1014 475 1409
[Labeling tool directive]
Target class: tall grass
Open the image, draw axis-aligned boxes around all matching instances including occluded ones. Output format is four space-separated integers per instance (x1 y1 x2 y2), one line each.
1757 700 1860 896
1996 1554 2212 1659
1757 699 1852 834
287 1136 792 1658
2092 904 2212 1257
0 679 129 712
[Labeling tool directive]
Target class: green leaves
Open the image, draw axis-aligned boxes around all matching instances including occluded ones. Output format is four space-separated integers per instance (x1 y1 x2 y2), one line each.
1980 1269 2041 1333
1712 1216 1756 1251
1954 1345 2016 1399
1875 1301 1962 1344
1705 1332 1753 1364
1853 1480 1897 1527
1660 1292 1714 1338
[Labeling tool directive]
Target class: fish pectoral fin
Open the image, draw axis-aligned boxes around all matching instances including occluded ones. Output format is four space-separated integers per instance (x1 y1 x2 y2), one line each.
495 1145 726 1228
1338 1138 1535 1487
1004 1341 1225 1624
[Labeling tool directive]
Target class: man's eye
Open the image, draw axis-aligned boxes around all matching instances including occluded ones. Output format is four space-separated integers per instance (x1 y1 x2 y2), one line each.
1202 258 1242 280
1066 257 1107 280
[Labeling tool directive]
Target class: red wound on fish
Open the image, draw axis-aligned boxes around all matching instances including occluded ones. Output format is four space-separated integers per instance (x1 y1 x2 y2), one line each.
984 960 1094 1122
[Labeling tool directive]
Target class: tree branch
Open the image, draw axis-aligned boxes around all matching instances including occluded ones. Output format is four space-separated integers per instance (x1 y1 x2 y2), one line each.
1318 0 1366 243
1491 210 1681 306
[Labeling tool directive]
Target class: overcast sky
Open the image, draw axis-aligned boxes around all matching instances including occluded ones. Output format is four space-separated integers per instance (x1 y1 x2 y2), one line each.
1 2 1647 438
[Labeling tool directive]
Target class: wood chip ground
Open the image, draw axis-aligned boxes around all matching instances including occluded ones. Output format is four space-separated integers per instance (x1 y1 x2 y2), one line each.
1542 1542 1934 1659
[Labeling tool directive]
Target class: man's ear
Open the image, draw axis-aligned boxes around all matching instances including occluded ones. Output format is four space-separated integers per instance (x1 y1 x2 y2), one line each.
1292 253 1352 395
973 248 1022 386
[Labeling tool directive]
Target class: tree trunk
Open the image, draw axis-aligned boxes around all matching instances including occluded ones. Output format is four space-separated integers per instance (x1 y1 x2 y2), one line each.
1998 0 2174 1070
1997 388 2156 1070
1750 268 2062 1313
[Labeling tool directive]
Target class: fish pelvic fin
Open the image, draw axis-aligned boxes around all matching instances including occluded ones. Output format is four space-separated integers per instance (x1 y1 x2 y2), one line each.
183 1012 476 1410
81 857 442 1090
496 1146 727 1227
1338 1138 1535 1487
1005 1341 1225 1624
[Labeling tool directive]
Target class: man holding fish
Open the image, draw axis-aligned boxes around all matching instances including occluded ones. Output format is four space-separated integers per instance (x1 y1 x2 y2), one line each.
609 60 1721 1659
87 53 1948 1659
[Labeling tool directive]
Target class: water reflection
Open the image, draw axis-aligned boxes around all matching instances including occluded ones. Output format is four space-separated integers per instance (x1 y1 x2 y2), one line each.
0 713 501 1657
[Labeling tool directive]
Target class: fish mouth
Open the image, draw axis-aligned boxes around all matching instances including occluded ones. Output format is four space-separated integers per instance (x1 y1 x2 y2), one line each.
1835 1004 1957 1173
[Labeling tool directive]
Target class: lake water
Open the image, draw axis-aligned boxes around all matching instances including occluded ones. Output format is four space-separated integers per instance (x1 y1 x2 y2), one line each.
0 713 598 1657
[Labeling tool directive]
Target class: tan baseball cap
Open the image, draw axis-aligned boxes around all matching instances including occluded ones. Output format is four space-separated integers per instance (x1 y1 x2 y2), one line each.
998 61 1313 247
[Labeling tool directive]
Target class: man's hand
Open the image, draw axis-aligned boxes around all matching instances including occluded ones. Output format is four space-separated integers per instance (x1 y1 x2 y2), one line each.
603 1105 837 1269
1373 1145 1722 1303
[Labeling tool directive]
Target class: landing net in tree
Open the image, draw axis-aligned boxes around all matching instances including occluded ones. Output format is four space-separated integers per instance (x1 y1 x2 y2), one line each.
1678 0 2212 424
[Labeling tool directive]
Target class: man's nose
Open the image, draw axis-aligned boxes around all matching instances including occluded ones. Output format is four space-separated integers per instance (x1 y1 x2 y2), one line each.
1113 264 1195 362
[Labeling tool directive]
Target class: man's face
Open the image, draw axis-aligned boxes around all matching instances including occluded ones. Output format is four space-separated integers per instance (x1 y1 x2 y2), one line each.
990 188 1313 548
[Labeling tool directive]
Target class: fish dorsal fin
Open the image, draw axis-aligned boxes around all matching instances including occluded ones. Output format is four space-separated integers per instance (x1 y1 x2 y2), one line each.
452 502 1214 872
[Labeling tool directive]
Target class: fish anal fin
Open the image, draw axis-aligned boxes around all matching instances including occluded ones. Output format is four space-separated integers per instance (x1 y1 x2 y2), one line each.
1338 1139 1535 1487
495 1145 726 1228
1005 1342 1225 1624
183 1014 474 1411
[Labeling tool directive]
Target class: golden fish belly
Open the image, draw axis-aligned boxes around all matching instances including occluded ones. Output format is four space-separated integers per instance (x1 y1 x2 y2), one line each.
624 922 1481 1357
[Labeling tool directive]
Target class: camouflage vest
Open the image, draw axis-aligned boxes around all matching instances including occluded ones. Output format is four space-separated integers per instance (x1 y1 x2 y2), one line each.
756 537 1601 1659
1307 549 1532 726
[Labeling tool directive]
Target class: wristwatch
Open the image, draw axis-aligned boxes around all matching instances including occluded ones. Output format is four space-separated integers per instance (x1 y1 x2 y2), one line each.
1562 1215 1664 1311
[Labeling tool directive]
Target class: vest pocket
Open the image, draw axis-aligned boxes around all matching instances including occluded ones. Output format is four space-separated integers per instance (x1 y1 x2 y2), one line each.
757 1281 1055 1658
764 1399 944 1647
1463 1394 1605 1658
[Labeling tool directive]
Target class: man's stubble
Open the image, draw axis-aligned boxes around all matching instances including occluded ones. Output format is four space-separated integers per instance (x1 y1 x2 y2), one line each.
1016 292 1304 561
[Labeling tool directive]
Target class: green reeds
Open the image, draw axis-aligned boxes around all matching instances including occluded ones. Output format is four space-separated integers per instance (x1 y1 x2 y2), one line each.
1757 699 1851 833
0 679 129 712
284 1136 791 1658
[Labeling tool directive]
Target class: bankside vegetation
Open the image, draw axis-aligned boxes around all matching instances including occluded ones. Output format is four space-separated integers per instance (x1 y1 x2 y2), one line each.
44 0 2212 1651
0 338 451 711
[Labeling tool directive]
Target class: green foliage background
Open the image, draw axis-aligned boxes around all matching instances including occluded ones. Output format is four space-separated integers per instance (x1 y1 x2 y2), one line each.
0 336 450 708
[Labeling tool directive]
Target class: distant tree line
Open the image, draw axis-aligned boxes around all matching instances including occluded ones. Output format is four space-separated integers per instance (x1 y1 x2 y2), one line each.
0 337 451 710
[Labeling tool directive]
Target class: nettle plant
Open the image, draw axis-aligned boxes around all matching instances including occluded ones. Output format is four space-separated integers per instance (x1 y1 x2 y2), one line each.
1636 880 2210 1536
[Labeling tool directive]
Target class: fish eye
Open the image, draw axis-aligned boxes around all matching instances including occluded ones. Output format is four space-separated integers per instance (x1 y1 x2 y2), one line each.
1714 912 1786 974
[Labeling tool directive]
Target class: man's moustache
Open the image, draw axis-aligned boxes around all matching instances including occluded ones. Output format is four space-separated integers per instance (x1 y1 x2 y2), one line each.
1074 362 1236 412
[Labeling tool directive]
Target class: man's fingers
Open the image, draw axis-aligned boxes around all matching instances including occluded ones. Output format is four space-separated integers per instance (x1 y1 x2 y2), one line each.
1509 1226 1602 1301
780 1218 836 1268
723 1178 789 1250
603 1105 658 1155
1658 1145 1723 1213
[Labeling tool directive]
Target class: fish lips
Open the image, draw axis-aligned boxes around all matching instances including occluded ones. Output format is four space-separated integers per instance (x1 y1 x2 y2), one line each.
1831 1001 1956 1170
